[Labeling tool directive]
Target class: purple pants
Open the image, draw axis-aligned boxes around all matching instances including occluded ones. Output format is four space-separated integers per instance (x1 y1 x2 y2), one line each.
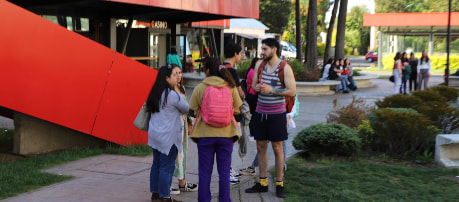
197 137 233 202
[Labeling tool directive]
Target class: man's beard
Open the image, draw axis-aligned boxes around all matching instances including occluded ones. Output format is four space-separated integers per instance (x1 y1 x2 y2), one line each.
263 53 273 61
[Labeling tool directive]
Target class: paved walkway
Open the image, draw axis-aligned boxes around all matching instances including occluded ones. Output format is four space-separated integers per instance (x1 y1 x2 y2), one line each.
1 74 445 202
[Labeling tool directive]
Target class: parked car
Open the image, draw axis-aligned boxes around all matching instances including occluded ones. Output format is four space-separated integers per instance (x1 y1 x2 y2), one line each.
365 52 378 62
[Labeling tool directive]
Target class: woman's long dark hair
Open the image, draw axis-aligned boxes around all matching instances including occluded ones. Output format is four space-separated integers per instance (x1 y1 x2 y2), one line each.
394 52 401 61
420 50 430 63
147 64 179 113
322 58 334 73
205 57 236 88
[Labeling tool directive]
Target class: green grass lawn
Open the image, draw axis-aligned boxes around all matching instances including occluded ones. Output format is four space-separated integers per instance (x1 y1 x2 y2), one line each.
282 157 459 202
0 140 152 200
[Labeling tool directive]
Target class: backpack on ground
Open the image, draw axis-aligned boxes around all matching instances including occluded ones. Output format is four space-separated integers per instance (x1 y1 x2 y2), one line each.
199 85 234 127
257 60 295 113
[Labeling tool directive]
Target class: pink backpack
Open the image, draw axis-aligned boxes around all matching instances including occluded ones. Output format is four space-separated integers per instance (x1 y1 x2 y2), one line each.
199 85 234 127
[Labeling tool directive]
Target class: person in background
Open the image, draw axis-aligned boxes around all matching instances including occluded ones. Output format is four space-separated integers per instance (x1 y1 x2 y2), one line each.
417 50 431 90
189 57 242 202
223 42 245 184
167 48 183 69
400 52 410 94
334 58 349 93
321 58 334 81
246 57 261 140
344 58 356 91
170 67 198 195
409 52 418 92
148 64 189 202
393 52 403 94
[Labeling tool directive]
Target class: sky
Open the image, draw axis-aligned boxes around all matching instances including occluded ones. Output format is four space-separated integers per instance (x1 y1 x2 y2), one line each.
325 0 375 23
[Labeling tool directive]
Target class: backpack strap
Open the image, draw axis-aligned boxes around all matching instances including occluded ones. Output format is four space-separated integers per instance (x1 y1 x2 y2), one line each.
257 60 287 88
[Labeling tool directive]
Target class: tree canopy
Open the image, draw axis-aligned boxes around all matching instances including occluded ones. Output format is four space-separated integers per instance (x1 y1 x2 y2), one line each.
345 5 370 54
259 0 292 33
375 0 458 13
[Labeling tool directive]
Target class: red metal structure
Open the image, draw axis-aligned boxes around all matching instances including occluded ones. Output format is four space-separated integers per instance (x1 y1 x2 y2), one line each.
0 0 259 147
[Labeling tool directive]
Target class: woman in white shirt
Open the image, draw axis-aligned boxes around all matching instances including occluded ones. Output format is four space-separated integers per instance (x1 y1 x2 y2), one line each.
321 58 334 80
417 50 431 90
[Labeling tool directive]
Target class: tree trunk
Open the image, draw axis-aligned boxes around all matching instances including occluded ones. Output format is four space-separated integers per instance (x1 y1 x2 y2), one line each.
305 0 317 72
295 0 302 61
324 0 340 62
334 0 348 59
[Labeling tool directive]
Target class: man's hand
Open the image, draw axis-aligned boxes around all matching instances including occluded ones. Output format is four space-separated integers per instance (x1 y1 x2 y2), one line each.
260 83 274 94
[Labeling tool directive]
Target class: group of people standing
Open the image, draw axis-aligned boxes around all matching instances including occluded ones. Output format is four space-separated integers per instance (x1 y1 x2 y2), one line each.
321 58 357 93
392 50 431 94
146 38 295 202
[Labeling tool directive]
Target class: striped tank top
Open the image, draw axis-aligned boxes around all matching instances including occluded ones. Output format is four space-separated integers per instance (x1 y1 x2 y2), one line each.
255 62 286 114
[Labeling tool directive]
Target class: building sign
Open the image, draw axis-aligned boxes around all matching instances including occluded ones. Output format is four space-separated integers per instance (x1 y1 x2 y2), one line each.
151 20 167 29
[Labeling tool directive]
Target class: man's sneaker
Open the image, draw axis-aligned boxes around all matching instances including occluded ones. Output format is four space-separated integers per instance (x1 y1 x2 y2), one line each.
230 168 242 178
230 174 240 184
245 183 268 193
276 185 286 198
170 187 180 195
239 166 256 176
179 182 198 192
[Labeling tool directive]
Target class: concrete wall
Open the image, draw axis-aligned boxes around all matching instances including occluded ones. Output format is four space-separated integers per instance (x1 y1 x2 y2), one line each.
13 112 107 155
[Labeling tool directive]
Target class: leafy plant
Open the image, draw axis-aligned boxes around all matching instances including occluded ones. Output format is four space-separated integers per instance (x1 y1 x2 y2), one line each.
293 123 361 156
356 120 375 151
430 85 459 101
326 96 374 129
236 59 252 79
369 108 441 159
285 58 305 80
375 94 423 109
411 89 448 103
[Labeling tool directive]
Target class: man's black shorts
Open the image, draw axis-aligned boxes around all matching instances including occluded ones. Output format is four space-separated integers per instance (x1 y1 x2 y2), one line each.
252 112 288 142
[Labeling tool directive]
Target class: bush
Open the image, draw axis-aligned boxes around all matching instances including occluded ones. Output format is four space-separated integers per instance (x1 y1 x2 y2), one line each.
286 58 305 80
317 43 325 57
375 94 423 109
417 102 459 134
236 59 252 79
326 96 374 129
369 108 440 159
411 89 448 103
430 85 459 102
356 120 375 151
292 123 361 156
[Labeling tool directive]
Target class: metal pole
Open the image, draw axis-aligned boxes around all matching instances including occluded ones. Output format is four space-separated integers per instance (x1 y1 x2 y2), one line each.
445 0 451 86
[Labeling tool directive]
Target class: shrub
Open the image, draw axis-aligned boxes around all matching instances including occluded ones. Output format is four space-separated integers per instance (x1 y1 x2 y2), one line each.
356 120 375 151
411 89 448 103
430 85 459 101
286 58 305 80
375 94 423 109
326 96 374 129
292 123 361 156
369 108 441 159
236 59 251 79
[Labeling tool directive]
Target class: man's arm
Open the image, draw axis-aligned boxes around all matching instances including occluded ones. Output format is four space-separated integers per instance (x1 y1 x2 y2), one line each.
251 61 262 93
278 64 296 97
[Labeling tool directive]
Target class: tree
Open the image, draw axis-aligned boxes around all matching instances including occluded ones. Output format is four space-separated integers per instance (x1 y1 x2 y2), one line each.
295 0 302 60
305 0 318 71
334 0 348 59
345 5 370 54
281 0 330 53
259 0 292 33
324 0 339 62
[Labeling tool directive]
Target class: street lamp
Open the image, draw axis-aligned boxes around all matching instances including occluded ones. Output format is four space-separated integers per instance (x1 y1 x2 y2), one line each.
445 0 451 86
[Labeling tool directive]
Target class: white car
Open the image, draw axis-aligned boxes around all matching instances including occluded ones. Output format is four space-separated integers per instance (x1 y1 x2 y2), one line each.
280 41 297 59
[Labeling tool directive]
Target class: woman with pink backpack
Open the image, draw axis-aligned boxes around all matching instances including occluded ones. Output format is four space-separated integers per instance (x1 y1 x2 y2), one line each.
189 57 242 202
